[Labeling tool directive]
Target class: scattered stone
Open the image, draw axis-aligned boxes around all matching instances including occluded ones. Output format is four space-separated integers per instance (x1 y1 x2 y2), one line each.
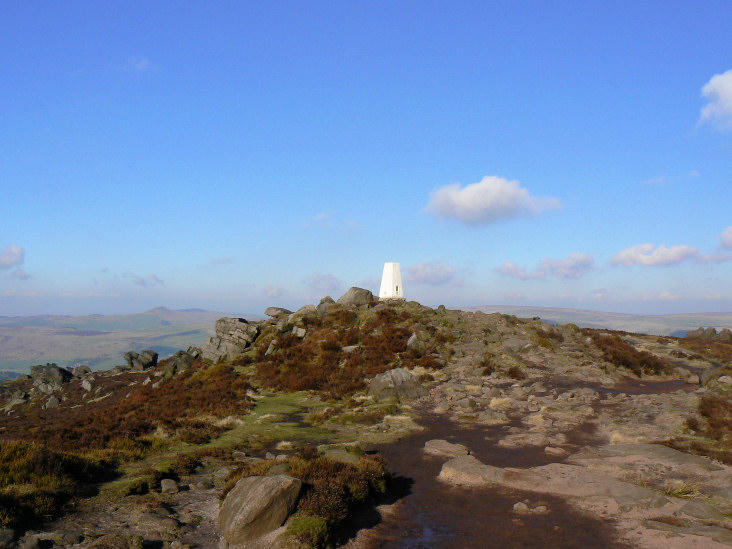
424 439 470 458
82 379 93 391
218 475 302 544
160 478 178 494
513 502 529 514
73 364 92 377
323 448 360 464
544 446 568 457
686 373 700 384
368 368 427 400
163 349 197 377
0 528 14 548
88 534 132 549
680 500 727 521
717 375 732 384
336 287 374 307
44 395 60 409
267 463 292 476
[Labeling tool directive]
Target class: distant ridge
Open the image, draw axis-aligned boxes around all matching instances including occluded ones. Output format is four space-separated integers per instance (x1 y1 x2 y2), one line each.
0 307 259 374
467 305 732 336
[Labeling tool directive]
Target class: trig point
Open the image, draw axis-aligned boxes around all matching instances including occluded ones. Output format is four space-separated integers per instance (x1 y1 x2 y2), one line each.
379 262 404 300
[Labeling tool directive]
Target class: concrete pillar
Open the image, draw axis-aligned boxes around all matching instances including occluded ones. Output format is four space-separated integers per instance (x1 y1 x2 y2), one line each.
379 262 404 300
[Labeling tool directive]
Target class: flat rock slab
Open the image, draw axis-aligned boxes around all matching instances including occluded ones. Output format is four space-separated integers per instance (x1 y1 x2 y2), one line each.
424 439 470 458
438 455 504 486
573 443 724 472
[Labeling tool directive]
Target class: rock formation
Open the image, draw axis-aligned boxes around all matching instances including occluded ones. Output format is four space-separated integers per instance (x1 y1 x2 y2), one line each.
201 317 260 362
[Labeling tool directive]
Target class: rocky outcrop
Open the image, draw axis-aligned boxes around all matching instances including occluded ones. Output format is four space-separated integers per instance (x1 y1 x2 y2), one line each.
162 347 200 377
123 350 158 371
337 287 375 307
685 326 732 342
218 475 302 544
202 317 260 363
368 367 426 400
30 363 72 386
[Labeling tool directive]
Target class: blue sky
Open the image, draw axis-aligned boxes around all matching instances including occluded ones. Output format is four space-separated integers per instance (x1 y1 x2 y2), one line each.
2 1 732 316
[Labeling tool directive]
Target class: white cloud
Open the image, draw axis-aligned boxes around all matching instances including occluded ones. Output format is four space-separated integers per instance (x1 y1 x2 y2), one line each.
303 272 342 294
657 290 683 301
124 273 164 287
721 226 732 249
497 253 594 280
125 56 158 72
406 261 458 286
540 253 594 279
10 268 31 280
263 285 285 298
610 243 694 266
609 243 729 266
700 69 732 128
504 291 526 300
426 176 560 225
496 261 544 280
0 245 24 269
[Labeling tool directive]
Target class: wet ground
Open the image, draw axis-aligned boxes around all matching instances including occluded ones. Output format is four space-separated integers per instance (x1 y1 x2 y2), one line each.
342 377 699 549
343 411 634 549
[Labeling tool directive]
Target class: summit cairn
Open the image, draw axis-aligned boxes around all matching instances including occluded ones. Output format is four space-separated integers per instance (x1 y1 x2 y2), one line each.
379 262 404 300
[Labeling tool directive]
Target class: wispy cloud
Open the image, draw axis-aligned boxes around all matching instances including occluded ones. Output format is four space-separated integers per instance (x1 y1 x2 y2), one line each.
124 272 164 287
303 272 342 294
426 176 561 225
610 243 730 266
406 261 459 286
124 56 159 72
643 176 666 186
496 261 544 281
699 68 732 129
0 245 24 269
263 285 285 298
1 289 41 297
721 226 732 249
496 253 594 280
211 257 235 265
10 268 31 280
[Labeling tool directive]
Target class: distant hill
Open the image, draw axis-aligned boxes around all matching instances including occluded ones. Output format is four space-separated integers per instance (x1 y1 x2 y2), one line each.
467 305 732 336
0 307 259 374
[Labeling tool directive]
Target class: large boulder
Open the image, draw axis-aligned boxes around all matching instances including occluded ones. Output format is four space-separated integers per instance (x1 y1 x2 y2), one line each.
163 349 197 378
337 287 375 307
368 367 426 400
317 296 335 315
123 350 158 371
218 475 302 544
202 317 260 362
265 307 292 318
30 363 72 386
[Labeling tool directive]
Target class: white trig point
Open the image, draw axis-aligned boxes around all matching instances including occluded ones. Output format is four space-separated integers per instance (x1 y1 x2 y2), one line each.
379 262 404 300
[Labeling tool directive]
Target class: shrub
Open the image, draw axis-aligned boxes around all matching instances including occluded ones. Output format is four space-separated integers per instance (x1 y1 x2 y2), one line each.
224 451 389 548
665 394 732 464
584 330 672 376
0 441 116 529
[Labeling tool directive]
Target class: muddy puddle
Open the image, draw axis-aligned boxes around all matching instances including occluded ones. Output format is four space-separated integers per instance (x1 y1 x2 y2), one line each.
343 411 633 549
